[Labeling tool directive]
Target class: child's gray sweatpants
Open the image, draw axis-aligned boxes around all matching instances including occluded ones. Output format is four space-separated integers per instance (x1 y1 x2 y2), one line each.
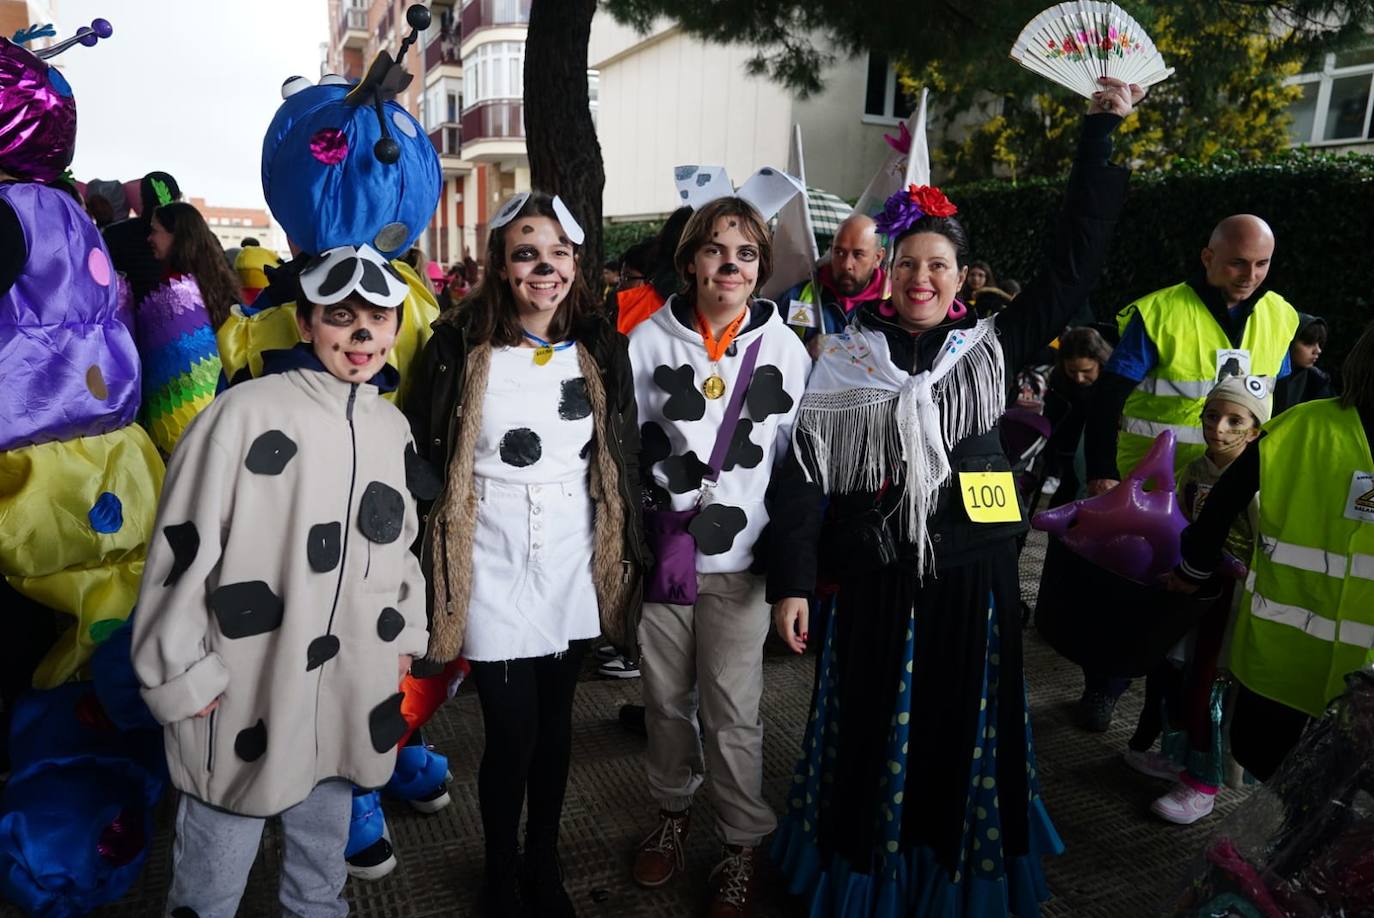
165 778 352 918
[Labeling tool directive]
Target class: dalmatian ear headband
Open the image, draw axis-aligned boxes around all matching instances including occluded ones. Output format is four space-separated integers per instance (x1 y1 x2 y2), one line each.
671 165 805 221
488 192 586 245
299 244 409 309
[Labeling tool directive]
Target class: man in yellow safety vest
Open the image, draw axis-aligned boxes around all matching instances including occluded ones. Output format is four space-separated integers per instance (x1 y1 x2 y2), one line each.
1085 214 1299 493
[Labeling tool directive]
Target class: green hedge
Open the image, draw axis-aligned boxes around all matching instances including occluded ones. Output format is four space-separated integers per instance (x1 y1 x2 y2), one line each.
602 220 661 262
948 150 1374 368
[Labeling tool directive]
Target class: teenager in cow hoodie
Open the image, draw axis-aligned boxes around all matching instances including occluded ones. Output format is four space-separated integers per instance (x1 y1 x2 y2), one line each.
405 191 646 917
627 195 821 917
131 246 430 918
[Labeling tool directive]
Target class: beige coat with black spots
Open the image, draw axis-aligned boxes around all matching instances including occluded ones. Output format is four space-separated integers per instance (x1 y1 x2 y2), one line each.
131 364 430 818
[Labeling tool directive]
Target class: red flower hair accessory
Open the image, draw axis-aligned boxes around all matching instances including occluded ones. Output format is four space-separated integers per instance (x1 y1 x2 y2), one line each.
874 184 959 237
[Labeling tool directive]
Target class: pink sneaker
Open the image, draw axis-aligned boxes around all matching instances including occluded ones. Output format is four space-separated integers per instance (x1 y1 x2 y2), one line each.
1123 749 1183 780
1151 784 1216 825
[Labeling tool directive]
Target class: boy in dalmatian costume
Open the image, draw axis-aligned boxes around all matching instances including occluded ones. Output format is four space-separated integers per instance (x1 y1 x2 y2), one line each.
628 167 822 916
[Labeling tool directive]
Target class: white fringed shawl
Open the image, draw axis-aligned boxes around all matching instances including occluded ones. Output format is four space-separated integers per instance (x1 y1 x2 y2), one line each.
795 316 1006 576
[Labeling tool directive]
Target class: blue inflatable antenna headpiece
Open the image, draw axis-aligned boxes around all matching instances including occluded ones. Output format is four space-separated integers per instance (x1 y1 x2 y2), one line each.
261 3 441 259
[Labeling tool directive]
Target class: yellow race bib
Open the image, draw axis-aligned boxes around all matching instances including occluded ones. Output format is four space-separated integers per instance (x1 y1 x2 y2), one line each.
958 472 1021 523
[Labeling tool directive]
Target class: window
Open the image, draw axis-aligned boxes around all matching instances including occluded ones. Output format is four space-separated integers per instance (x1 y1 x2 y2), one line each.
1287 48 1374 145
863 53 915 123
447 91 458 122
462 41 524 108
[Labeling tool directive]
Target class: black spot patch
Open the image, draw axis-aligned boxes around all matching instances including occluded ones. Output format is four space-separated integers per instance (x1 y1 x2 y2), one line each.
369 693 408 753
306 635 340 670
161 521 200 587
244 430 298 474
307 522 341 572
358 482 405 544
171 909 200 918
404 443 442 501
377 607 405 641
722 418 763 471
209 581 284 639
234 719 267 762
640 421 672 468
661 451 711 494
499 428 542 467
688 504 748 555
559 377 592 420
653 365 706 422
746 365 792 420
579 439 593 460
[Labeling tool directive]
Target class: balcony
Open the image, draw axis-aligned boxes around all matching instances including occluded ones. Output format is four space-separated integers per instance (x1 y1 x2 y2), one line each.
461 0 531 36
459 99 526 163
338 7 368 50
459 0 530 57
428 124 471 175
423 28 462 87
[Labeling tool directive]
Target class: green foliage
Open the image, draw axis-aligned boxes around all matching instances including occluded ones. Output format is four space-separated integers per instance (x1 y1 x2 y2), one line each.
949 150 1374 367
602 220 660 261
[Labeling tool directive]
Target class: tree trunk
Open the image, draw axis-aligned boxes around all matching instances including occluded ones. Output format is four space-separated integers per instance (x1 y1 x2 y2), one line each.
524 0 604 288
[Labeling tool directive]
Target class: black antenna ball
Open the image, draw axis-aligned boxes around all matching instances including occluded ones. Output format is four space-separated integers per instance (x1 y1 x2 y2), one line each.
406 5 431 30
374 137 401 164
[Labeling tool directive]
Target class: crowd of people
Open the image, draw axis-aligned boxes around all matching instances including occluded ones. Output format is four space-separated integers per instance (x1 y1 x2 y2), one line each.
2 14 1371 918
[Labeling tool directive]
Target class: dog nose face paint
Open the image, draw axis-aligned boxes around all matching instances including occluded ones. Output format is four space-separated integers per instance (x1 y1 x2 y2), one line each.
500 216 576 317
718 262 740 275
351 327 373 343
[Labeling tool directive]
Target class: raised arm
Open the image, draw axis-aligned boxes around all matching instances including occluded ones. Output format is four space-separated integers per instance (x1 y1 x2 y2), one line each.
994 80 1142 375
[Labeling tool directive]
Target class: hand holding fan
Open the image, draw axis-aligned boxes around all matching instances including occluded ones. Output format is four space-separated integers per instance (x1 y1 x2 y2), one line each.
1011 2 1172 100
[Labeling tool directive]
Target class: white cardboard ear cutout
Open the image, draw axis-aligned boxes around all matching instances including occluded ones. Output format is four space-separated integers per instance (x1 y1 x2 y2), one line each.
299 244 408 309
489 192 531 232
551 195 585 245
282 75 314 99
735 167 805 222
673 165 733 210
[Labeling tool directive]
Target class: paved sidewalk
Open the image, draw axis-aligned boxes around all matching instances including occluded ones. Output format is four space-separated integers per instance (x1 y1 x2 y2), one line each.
67 532 1233 917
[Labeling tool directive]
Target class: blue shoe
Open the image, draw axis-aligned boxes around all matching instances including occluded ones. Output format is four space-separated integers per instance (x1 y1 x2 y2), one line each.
345 789 396 880
383 744 451 813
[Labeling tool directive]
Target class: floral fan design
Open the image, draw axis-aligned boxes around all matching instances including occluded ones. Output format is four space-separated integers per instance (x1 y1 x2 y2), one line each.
1010 1 1173 100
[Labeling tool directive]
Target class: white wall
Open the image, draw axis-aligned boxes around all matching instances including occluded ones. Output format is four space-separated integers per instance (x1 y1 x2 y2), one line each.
792 58 896 201
594 27 793 220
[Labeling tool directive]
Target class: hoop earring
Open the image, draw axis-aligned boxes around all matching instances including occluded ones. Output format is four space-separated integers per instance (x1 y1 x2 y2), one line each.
947 299 968 321
878 300 896 317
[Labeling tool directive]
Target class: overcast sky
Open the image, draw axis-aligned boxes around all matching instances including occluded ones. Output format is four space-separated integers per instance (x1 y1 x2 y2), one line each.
59 0 329 210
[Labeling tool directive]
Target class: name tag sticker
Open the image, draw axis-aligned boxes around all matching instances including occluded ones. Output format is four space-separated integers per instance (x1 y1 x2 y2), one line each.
1215 348 1251 382
786 299 817 329
1345 471 1374 523
958 472 1021 523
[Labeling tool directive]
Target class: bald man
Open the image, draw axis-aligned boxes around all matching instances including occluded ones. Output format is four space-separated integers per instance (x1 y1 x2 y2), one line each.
779 213 887 344
1085 214 1299 489
1075 214 1298 732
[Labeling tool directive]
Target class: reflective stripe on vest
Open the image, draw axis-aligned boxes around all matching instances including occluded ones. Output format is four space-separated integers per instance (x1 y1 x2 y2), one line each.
1115 283 1297 478
1235 398 1374 717
1121 417 1207 444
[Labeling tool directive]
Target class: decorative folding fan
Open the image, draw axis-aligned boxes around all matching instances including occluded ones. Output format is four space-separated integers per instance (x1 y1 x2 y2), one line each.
1011 2 1173 99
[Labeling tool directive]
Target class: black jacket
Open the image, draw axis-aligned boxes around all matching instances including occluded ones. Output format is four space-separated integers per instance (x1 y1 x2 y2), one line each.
822 114 1130 570
402 311 649 647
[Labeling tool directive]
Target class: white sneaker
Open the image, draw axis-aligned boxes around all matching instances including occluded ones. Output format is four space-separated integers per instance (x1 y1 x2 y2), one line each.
1151 783 1216 825
1123 749 1183 781
597 654 640 679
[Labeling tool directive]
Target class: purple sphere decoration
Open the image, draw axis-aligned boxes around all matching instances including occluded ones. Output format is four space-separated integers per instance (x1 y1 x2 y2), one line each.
92 19 114 39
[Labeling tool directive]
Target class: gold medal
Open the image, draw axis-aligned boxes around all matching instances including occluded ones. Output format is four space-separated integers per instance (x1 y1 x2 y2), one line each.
702 374 726 400
533 345 554 366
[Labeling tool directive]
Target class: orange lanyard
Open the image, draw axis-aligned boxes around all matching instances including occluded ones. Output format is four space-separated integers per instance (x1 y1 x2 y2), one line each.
695 309 747 362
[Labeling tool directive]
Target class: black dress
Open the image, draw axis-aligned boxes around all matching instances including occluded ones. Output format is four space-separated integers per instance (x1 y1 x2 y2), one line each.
773 115 1129 917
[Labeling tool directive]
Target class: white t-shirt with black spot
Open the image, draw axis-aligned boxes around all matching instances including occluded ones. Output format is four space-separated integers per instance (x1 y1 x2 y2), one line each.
465 344 599 661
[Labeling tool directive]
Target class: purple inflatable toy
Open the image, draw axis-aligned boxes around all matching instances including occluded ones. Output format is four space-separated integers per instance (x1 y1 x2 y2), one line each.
1033 430 1186 585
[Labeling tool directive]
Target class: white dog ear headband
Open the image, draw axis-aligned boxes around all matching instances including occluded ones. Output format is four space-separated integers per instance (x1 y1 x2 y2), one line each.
488 192 585 246
299 244 410 309
671 165 805 221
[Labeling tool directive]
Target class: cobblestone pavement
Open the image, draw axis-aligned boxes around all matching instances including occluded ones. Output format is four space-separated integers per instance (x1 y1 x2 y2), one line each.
55 532 1231 917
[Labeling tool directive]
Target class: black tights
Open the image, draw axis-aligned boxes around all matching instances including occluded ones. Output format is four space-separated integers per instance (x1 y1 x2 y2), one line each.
470 642 588 859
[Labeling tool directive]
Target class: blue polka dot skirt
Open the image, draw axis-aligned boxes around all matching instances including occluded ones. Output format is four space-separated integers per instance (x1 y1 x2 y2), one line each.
774 595 1063 917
